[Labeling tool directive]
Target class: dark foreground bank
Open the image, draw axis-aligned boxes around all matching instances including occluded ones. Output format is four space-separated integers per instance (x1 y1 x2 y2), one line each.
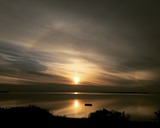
0 105 159 128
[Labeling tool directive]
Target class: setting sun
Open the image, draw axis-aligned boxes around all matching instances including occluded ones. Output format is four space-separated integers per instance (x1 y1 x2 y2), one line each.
74 76 80 84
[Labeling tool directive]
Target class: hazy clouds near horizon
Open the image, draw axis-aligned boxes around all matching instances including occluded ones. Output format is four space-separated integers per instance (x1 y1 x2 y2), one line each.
0 0 160 92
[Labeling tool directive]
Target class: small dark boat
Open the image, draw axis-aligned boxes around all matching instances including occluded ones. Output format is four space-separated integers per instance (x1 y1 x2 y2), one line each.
85 103 92 106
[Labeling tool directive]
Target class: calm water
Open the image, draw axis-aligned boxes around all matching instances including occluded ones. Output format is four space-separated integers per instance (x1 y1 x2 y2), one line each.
0 92 159 121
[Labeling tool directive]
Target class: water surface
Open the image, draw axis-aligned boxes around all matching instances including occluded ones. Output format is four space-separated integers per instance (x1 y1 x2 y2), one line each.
0 92 159 121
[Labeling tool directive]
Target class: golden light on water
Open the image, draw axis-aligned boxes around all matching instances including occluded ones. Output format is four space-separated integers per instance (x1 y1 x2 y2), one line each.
74 92 78 94
74 100 79 107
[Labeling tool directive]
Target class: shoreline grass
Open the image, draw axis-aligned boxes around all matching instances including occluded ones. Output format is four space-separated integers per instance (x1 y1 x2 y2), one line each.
0 105 159 128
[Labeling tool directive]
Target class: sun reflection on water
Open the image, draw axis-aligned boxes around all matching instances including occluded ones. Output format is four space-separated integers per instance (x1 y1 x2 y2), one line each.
74 92 78 94
74 100 79 108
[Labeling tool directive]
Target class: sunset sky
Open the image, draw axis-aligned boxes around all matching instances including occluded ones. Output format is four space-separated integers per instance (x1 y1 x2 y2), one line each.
0 0 160 92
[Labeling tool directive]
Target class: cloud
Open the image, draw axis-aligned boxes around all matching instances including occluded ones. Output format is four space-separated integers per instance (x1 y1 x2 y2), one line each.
0 40 70 84
0 0 160 91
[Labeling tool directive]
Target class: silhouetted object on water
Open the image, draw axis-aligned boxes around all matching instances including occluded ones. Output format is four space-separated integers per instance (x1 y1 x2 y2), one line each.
85 103 92 106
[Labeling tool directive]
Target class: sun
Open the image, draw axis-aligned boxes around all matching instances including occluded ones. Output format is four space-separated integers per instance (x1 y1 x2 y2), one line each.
74 76 80 84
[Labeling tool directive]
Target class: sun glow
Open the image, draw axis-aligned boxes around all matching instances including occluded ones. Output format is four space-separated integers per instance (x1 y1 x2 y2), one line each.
73 76 80 84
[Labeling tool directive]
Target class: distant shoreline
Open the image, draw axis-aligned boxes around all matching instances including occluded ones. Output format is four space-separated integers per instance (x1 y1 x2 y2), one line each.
0 91 159 94
0 91 9 93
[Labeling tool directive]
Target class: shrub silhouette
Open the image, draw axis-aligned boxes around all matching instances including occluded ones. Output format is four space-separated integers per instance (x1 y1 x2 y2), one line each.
154 110 160 122
88 108 130 122
0 105 53 128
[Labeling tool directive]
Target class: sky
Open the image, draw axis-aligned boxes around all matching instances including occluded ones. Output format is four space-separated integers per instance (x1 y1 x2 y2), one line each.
0 0 160 92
